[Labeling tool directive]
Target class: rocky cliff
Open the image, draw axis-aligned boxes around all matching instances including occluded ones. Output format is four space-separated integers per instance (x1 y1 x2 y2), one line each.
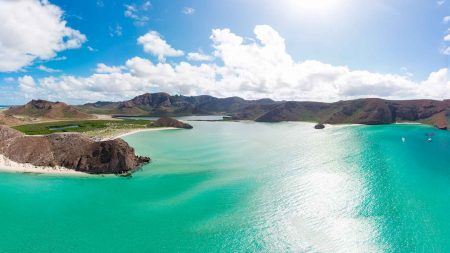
0 126 149 174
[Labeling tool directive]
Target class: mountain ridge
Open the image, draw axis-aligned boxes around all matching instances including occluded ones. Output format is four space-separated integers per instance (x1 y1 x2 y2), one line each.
78 93 450 130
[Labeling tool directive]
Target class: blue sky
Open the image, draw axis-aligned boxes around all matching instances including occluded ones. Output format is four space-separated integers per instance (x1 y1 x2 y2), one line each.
0 0 449 104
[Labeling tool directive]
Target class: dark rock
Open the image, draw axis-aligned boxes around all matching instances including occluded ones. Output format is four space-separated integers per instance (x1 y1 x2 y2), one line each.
314 123 325 129
152 117 193 129
0 126 150 174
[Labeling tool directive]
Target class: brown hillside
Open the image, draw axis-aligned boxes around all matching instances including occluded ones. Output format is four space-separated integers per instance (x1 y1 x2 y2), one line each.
5 100 94 119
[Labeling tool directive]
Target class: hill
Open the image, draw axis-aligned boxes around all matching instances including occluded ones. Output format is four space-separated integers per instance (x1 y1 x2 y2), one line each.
5 100 94 119
79 92 276 116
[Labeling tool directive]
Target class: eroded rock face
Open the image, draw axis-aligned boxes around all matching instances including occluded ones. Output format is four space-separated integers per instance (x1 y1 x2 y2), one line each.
152 117 193 129
0 126 150 174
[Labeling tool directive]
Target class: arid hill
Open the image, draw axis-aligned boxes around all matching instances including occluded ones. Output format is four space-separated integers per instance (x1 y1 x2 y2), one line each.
242 98 450 130
6 100 94 119
79 92 276 116
0 125 149 174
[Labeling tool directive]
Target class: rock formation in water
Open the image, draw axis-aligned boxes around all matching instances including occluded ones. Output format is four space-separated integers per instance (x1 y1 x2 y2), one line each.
0 125 149 174
5 100 94 119
314 123 325 129
151 117 193 129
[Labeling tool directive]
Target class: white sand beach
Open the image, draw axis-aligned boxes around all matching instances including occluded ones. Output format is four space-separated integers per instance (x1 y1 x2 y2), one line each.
107 127 177 140
0 155 88 176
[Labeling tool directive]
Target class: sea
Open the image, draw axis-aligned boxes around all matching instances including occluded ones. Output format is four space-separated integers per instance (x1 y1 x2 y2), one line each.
0 120 449 252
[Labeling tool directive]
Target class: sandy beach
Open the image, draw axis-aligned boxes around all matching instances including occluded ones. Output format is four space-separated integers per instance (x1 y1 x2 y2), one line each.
0 155 88 176
106 127 177 140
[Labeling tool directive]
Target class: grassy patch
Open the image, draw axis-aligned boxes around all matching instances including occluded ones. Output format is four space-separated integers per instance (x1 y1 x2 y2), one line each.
13 119 154 135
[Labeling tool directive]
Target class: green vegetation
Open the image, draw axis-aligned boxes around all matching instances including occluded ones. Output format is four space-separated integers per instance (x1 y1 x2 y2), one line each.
13 119 154 135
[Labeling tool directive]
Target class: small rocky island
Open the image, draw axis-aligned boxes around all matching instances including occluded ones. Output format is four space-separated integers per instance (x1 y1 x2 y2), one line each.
0 126 149 174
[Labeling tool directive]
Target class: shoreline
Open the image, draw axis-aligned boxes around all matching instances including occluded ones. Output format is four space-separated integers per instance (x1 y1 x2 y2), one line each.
0 155 88 176
106 127 177 140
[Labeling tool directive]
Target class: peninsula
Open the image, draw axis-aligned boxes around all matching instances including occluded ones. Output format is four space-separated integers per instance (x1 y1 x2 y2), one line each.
0 99 193 175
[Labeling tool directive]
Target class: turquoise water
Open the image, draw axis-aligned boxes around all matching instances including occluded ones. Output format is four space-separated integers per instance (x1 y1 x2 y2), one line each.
0 122 450 252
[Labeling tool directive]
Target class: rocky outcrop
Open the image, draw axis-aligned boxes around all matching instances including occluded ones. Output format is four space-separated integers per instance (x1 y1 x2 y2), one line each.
151 117 193 129
0 126 149 174
5 100 93 119
314 123 325 129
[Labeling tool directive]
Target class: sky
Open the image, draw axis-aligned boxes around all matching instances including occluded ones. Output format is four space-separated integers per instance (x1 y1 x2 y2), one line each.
0 0 449 105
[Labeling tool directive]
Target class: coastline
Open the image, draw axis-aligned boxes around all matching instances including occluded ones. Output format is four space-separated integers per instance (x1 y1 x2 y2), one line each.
105 127 177 140
0 127 176 176
0 155 88 176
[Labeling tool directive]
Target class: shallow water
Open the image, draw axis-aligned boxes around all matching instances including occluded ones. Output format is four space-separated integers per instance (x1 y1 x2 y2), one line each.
0 122 449 252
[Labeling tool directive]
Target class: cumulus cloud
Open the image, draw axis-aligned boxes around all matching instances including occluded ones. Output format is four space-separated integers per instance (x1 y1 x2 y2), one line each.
0 0 86 72
17 25 450 103
138 31 184 61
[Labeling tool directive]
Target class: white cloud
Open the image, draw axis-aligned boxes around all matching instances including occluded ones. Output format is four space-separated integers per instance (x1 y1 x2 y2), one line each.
187 52 213 61
182 7 195 15
444 16 450 24
95 63 124 74
443 46 450 55
17 25 450 103
0 0 86 72
38 65 61 73
444 32 450 41
437 0 446 5
138 31 184 61
124 3 150 26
